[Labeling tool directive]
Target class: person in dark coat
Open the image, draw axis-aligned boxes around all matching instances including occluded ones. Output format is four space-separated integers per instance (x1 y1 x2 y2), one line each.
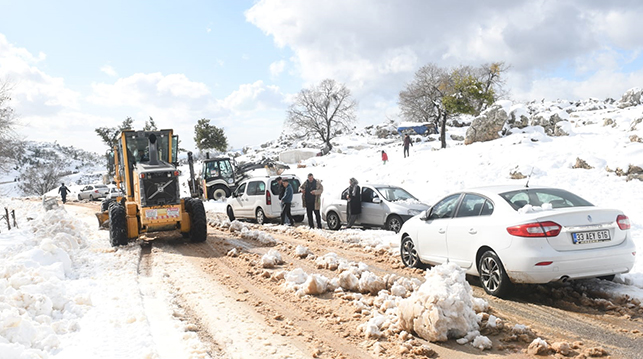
58 183 71 204
299 173 323 229
280 179 295 226
403 134 413 158
276 176 285 200
345 177 361 228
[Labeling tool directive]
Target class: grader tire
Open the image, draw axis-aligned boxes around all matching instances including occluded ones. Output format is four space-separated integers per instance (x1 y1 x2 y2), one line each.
109 203 128 247
186 199 207 243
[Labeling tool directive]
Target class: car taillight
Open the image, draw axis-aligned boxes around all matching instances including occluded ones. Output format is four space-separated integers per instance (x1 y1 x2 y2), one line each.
94 190 99 193
174 171 179 176
617 214 630 230
507 221 562 237
266 190 271 205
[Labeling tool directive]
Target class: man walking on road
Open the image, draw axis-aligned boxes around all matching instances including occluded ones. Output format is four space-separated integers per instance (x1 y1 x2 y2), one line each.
58 183 71 204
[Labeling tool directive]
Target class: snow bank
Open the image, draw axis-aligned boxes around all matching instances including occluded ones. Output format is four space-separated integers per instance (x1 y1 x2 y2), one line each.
0 204 90 358
397 263 481 342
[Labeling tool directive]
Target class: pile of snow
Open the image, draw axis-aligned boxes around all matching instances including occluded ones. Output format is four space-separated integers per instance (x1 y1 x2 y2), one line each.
397 263 485 343
0 204 90 357
214 220 277 246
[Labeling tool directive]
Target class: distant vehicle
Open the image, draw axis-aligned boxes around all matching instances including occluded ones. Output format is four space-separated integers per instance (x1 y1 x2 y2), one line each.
399 185 636 297
195 155 290 201
106 187 124 200
322 184 429 233
226 175 305 224
78 184 109 201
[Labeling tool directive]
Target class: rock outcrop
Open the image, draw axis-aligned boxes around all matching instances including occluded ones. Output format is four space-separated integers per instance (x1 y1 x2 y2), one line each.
465 105 508 145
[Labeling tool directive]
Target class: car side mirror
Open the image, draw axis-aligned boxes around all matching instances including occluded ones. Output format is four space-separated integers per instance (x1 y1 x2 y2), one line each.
372 197 382 204
420 208 432 221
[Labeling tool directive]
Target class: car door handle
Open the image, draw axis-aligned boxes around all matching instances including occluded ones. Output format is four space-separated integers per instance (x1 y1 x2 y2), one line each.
438 228 446 234
469 229 477 235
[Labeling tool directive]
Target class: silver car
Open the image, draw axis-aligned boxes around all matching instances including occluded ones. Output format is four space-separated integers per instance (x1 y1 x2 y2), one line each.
106 187 124 200
77 184 109 201
322 184 429 232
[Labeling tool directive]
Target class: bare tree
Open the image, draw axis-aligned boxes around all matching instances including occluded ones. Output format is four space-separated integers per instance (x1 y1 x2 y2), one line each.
286 79 357 153
18 162 67 196
0 78 19 172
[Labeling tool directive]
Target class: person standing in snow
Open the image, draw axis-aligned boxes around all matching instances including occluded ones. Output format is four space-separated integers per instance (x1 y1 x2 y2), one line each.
403 134 413 158
58 183 71 204
280 179 295 226
381 150 388 165
300 173 324 229
345 177 361 228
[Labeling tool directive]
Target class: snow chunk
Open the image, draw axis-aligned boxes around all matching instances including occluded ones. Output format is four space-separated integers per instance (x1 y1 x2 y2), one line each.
300 274 329 295
527 337 550 355
294 245 311 258
261 249 284 268
471 335 493 350
316 252 340 270
358 271 386 295
397 262 480 342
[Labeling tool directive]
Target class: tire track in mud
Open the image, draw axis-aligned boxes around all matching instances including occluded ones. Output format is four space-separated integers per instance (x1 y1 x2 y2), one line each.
137 240 222 358
173 236 376 359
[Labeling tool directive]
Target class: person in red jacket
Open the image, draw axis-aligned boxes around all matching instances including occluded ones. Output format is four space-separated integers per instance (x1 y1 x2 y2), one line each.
381 150 388 165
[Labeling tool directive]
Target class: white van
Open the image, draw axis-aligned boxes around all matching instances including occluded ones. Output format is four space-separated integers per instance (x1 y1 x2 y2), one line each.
226 175 305 224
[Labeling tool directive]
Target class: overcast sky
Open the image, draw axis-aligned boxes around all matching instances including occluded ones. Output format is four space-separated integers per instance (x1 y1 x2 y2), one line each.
1 0 642 154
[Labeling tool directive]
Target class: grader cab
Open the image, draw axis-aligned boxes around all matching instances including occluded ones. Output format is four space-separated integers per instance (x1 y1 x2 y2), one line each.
96 129 207 246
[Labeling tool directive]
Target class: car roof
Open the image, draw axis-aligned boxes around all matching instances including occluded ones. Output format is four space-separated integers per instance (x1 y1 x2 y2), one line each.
461 184 554 196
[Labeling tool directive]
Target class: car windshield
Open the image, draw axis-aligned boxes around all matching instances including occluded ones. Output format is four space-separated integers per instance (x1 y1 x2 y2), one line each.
500 188 594 211
95 185 107 188
375 187 418 202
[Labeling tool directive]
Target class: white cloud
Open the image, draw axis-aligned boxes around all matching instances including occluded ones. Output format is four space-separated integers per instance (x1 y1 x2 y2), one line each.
219 80 286 113
87 72 210 107
269 60 286 77
246 0 643 103
0 33 80 115
100 65 117 77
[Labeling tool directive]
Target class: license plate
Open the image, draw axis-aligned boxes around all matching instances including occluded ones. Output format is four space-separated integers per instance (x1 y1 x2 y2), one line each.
572 230 611 244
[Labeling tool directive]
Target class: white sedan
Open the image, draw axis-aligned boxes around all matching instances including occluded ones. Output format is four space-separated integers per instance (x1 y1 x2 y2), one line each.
399 185 636 297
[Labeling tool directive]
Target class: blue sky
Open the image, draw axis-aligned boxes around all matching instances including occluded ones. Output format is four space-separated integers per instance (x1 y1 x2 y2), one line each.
1 0 642 154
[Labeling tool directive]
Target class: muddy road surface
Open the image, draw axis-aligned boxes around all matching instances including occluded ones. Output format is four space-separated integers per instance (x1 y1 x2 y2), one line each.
71 201 643 358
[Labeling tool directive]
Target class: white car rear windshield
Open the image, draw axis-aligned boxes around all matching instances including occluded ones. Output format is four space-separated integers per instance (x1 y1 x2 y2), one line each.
500 188 593 211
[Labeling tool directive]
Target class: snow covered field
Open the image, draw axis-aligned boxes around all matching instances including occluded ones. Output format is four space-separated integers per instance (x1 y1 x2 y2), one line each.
1 96 642 358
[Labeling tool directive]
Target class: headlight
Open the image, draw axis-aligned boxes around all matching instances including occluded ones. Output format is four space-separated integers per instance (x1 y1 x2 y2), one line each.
408 209 422 216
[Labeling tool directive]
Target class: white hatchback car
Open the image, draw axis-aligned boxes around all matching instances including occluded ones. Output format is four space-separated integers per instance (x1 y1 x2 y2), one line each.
399 185 636 297
226 175 305 225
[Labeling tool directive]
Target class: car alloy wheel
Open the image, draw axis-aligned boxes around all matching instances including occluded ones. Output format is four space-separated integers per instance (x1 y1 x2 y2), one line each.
400 236 421 268
256 208 265 225
479 251 511 297
327 211 341 230
387 215 403 233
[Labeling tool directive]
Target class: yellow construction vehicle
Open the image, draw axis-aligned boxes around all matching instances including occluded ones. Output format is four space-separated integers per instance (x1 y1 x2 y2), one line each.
96 129 207 246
